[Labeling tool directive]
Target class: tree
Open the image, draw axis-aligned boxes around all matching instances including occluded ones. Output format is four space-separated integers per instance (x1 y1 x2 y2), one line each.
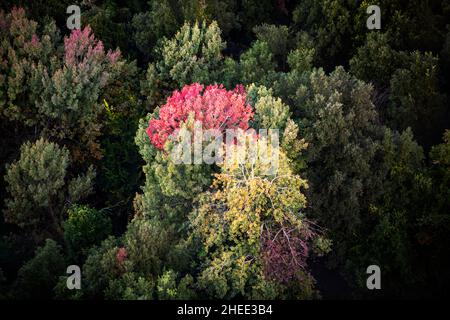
350 32 402 89
131 0 239 62
33 25 122 161
96 60 144 231
75 236 120 299
190 141 327 299
12 239 65 299
291 67 385 268
3 138 95 241
121 218 172 278
292 0 357 69
0 7 59 124
104 271 154 300
69 216 186 300
156 270 196 300
389 51 448 148
424 130 450 295
140 20 226 109
237 0 276 36
239 40 277 87
131 3 179 63
82 3 135 59
350 34 448 148
147 83 252 149
349 128 429 296
133 81 321 300
246 84 290 132
135 83 254 225
253 24 290 67
63 205 112 262
353 0 449 54
0 8 124 162
156 20 225 88
269 33 316 108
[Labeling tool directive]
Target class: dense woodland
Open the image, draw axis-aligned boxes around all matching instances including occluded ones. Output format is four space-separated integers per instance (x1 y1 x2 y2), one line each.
0 0 449 299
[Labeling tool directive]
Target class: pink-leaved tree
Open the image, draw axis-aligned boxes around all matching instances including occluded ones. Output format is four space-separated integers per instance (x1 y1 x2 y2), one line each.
146 83 253 149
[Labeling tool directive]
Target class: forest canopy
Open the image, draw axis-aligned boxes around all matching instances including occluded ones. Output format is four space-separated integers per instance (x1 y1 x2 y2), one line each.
0 0 449 300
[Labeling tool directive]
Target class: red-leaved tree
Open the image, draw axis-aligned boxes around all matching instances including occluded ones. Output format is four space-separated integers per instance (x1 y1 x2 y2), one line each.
64 25 120 69
146 83 253 149
261 223 317 284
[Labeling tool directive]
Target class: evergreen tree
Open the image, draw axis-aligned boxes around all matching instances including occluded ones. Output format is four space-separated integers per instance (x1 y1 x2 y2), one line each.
12 239 65 299
4 138 95 241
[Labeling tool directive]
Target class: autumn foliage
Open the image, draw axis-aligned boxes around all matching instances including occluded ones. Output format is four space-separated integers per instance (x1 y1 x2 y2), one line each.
1 2 450 301
146 83 253 149
64 25 120 68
